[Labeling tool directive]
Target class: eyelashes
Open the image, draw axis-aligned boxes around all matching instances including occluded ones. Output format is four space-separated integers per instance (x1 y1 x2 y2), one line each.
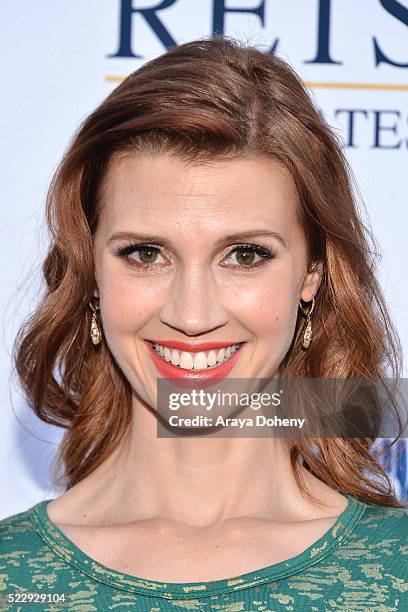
116 244 165 266
115 242 277 271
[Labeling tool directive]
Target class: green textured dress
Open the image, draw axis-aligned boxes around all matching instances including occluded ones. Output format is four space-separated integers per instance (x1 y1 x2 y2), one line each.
0 494 407 611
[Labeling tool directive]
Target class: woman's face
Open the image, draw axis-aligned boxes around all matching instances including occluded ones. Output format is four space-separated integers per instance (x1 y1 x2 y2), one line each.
92 153 322 403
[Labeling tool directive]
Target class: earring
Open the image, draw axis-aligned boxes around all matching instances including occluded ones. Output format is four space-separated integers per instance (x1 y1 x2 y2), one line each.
89 299 102 346
299 297 315 349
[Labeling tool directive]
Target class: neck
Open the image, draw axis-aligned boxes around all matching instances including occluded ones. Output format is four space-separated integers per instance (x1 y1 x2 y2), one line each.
56 396 345 529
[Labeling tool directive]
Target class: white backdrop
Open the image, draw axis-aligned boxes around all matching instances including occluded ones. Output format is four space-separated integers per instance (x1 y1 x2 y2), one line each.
1 0 407 518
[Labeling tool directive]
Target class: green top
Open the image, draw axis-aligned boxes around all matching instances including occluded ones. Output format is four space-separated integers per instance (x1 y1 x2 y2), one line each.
0 494 407 611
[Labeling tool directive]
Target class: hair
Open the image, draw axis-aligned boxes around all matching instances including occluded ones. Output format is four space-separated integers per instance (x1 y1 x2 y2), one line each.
13 36 406 507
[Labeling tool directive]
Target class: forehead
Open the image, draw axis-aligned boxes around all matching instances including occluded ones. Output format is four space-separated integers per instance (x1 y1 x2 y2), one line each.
97 152 301 237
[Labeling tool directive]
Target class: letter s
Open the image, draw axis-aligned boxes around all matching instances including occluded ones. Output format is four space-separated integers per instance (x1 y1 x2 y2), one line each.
373 0 408 67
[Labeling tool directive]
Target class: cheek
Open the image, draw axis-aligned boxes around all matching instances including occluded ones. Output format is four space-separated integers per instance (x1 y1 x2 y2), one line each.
98 271 164 335
229 268 299 335
96 273 165 390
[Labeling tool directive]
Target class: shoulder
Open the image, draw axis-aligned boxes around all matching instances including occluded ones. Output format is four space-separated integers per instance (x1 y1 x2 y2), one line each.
332 499 408 574
357 500 408 539
0 502 95 611
0 503 56 595
0 505 41 552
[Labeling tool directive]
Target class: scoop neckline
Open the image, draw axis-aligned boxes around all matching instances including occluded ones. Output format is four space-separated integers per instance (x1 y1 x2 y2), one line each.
29 493 366 599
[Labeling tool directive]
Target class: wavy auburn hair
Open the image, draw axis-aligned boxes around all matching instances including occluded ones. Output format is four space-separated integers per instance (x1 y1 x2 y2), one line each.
14 36 406 507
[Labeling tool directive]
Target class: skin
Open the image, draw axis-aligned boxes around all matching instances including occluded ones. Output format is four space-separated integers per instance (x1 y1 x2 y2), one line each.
47 153 348 581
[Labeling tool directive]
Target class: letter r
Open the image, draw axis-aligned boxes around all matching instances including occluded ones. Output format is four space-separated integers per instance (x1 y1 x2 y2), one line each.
108 0 178 59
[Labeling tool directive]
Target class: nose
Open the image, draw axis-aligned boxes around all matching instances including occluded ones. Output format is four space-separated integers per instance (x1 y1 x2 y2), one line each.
158 264 229 336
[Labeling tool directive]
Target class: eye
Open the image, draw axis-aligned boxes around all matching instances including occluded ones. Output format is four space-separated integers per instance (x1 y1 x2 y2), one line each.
115 241 276 270
116 243 167 267
223 244 276 269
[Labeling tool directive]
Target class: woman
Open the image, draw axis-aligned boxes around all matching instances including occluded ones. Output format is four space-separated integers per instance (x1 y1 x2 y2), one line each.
1 36 407 611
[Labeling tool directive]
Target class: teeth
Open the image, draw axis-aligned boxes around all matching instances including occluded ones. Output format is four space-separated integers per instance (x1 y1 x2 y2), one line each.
151 343 242 370
179 351 194 369
216 348 225 363
171 349 180 366
207 350 217 366
193 352 207 369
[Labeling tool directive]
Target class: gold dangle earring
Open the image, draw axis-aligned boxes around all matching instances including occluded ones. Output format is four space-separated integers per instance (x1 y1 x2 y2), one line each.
89 299 102 346
299 297 315 349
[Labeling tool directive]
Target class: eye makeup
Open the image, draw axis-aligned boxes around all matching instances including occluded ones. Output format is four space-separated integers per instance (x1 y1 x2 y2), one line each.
114 241 277 271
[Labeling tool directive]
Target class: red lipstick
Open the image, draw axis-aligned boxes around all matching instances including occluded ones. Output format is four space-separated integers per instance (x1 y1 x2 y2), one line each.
145 340 240 353
144 340 244 389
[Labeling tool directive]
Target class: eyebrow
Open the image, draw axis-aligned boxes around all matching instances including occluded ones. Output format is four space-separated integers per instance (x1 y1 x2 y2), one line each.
108 230 287 249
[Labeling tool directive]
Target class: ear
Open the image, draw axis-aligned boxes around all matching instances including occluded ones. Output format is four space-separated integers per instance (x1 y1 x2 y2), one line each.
300 261 323 302
92 284 99 299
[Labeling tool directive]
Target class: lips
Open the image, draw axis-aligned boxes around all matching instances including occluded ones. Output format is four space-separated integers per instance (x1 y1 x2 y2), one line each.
145 340 241 352
144 340 245 388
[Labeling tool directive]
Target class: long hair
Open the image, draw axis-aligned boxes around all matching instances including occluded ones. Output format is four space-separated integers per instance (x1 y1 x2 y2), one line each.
13 36 406 507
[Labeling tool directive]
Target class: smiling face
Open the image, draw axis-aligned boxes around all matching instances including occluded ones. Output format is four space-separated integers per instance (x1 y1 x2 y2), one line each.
92 152 322 403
